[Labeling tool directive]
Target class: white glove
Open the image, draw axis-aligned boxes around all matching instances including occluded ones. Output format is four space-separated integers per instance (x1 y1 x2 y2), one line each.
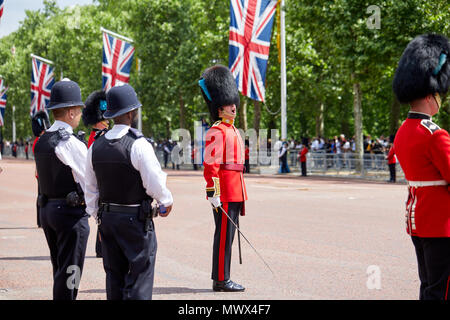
208 196 221 208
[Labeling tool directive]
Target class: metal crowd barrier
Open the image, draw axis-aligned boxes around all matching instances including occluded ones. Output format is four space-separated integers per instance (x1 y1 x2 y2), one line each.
1 145 403 181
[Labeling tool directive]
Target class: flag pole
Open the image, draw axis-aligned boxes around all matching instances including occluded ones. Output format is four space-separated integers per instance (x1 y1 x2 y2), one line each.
100 27 134 43
280 0 287 140
30 54 54 65
12 105 15 143
136 58 142 132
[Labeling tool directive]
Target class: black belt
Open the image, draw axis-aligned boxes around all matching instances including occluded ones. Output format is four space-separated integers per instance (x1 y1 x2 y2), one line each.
220 164 244 172
47 198 66 202
101 203 141 214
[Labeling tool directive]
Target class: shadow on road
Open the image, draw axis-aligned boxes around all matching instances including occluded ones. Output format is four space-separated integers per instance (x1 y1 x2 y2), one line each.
0 227 39 230
79 287 212 296
0 256 98 261
80 289 106 294
153 287 212 295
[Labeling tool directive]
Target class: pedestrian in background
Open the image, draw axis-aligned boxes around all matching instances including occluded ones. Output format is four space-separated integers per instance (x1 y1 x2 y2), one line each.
299 138 309 176
244 140 250 173
386 135 397 183
278 141 290 173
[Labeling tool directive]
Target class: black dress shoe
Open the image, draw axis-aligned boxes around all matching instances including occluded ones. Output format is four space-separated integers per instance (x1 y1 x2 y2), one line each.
213 280 245 292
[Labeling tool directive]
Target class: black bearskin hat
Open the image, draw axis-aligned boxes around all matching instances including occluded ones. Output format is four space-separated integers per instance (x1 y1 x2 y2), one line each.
82 90 107 126
393 33 450 104
31 110 50 137
302 137 309 146
199 65 240 122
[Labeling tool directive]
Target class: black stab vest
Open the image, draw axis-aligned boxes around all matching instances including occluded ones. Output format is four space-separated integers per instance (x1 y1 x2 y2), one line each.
92 129 151 204
34 130 78 198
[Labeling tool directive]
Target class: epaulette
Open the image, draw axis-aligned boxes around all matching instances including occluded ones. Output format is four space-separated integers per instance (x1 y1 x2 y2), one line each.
94 128 108 140
57 127 71 140
128 127 145 139
211 120 222 127
420 119 441 134
48 128 71 148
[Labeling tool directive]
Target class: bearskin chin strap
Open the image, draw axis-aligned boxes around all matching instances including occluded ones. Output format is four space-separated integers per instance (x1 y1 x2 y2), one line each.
221 117 235 125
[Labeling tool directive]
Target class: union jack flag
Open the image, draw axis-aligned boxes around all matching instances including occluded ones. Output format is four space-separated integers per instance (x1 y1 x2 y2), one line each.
0 78 7 126
0 0 5 23
102 32 135 91
229 0 278 102
31 57 55 116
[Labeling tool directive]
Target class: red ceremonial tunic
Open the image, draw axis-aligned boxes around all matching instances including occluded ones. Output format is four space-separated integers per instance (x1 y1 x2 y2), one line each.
387 146 396 164
203 119 248 204
32 137 39 154
32 137 39 179
88 130 97 148
299 147 309 163
394 112 450 237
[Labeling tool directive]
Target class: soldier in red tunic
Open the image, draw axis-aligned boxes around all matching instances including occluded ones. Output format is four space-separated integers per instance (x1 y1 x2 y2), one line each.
392 33 450 300
385 136 397 183
299 137 309 177
82 90 109 258
199 65 247 292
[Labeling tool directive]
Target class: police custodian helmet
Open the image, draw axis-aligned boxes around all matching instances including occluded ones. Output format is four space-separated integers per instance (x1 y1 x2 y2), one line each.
198 65 240 122
103 84 142 119
82 90 107 126
47 78 85 110
393 33 450 104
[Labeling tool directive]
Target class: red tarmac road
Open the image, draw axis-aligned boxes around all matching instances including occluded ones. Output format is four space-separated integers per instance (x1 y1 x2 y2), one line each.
0 158 418 300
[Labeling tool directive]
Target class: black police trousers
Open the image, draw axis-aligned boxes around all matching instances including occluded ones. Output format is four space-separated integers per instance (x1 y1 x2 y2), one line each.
212 202 242 282
411 236 450 300
99 211 157 300
40 200 90 300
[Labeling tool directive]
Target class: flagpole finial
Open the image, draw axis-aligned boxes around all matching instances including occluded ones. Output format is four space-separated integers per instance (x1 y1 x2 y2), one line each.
100 27 134 43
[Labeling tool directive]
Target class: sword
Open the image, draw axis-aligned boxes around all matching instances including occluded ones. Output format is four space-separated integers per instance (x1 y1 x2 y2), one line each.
215 206 275 276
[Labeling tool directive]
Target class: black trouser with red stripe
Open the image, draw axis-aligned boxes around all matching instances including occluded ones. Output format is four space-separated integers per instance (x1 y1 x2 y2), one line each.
388 163 396 182
411 236 450 300
212 202 242 281
301 161 307 176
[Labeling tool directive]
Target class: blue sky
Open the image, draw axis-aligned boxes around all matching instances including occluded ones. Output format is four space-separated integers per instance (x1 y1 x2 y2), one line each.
0 0 95 38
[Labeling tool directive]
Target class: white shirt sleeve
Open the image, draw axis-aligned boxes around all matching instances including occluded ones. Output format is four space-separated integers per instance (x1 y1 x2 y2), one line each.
131 138 173 207
54 135 88 193
84 146 99 219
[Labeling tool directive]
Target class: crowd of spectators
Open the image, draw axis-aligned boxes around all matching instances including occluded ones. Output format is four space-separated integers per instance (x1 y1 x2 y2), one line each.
283 134 394 156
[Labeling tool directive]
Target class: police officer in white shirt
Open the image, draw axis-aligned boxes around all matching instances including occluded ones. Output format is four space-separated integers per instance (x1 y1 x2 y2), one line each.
84 84 173 300
33 79 89 300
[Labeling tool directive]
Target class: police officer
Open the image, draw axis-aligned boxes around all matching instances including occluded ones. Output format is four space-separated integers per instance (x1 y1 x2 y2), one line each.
33 79 89 300
82 90 109 258
199 65 247 292
84 84 173 300
392 33 450 300
31 110 51 228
